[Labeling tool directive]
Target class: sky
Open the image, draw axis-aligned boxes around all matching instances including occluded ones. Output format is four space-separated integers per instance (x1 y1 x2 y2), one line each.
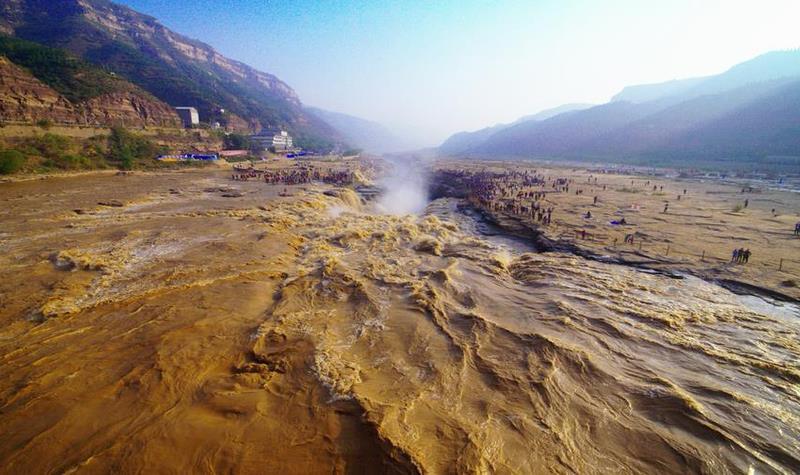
117 0 799 147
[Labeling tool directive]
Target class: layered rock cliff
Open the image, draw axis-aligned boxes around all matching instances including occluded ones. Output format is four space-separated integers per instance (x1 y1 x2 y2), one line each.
0 55 180 128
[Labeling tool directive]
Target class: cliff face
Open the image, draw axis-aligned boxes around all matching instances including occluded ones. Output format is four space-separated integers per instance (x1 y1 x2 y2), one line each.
81 90 182 128
0 0 342 146
76 0 301 105
0 56 180 128
0 56 75 123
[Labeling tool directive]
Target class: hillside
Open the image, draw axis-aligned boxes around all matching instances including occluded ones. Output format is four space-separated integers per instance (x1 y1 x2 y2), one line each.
612 50 800 104
0 0 341 148
438 103 592 155
0 35 179 128
657 79 800 161
611 77 706 104
512 103 595 123
473 100 665 157
306 107 408 154
438 123 508 156
440 49 800 168
579 78 798 157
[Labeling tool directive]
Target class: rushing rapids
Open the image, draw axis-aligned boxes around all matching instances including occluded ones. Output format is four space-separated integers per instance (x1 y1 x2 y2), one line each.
0 168 798 474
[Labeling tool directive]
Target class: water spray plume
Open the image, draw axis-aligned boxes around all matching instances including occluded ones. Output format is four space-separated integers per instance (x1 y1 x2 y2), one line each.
375 156 430 215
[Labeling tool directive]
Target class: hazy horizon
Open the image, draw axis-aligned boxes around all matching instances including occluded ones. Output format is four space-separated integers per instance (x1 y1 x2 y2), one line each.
117 0 799 147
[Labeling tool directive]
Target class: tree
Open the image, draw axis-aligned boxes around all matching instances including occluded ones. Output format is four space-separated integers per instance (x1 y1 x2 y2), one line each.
107 126 163 170
223 133 250 150
0 149 25 174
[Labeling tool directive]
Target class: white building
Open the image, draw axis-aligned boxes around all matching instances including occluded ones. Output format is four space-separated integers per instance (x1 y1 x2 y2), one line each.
174 107 199 128
272 130 293 150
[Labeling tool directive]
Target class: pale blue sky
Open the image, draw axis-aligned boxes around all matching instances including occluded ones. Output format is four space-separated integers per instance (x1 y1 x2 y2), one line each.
118 0 799 146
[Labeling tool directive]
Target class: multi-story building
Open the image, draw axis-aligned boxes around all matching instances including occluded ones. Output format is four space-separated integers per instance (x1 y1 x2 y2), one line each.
250 130 294 152
271 130 293 150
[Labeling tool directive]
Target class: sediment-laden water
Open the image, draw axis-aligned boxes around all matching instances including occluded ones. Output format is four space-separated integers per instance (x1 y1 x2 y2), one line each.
0 171 797 474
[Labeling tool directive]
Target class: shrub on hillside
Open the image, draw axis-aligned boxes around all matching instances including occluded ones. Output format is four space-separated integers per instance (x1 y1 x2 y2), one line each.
0 149 25 174
107 126 164 170
223 133 250 150
25 133 70 159
43 153 91 170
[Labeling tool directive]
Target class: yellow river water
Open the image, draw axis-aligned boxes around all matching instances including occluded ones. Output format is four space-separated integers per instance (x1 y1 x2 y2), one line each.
0 170 797 474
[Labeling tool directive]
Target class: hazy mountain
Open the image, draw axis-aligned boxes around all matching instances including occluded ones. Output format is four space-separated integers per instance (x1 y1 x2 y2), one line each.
438 103 592 155
512 103 594 123
611 77 707 104
580 77 798 156
438 123 508 155
474 78 800 162
473 100 665 157
443 49 800 167
612 50 800 104
657 79 800 160
306 107 408 154
685 50 800 99
0 0 342 148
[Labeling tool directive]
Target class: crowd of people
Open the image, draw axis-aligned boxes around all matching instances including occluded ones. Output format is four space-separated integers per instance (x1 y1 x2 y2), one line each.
437 168 568 226
231 165 356 186
437 168 786 265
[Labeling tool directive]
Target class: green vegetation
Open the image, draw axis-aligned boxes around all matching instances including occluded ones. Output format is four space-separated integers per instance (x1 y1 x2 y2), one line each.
107 127 165 170
294 134 336 153
732 203 745 213
0 150 25 174
342 148 363 156
0 127 169 174
36 119 53 129
223 133 251 150
0 35 128 103
223 155 256 163
0 133 94 172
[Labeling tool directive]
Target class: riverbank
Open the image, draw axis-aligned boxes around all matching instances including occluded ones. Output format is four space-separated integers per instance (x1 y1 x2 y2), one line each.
434 159 800 301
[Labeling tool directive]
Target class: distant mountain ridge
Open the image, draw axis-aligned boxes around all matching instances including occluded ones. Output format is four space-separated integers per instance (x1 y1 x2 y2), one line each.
512 103 595 123
306 107 408 154
0 0 342 148
613 50 800 104
439 49 800 167
438 103 593 155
